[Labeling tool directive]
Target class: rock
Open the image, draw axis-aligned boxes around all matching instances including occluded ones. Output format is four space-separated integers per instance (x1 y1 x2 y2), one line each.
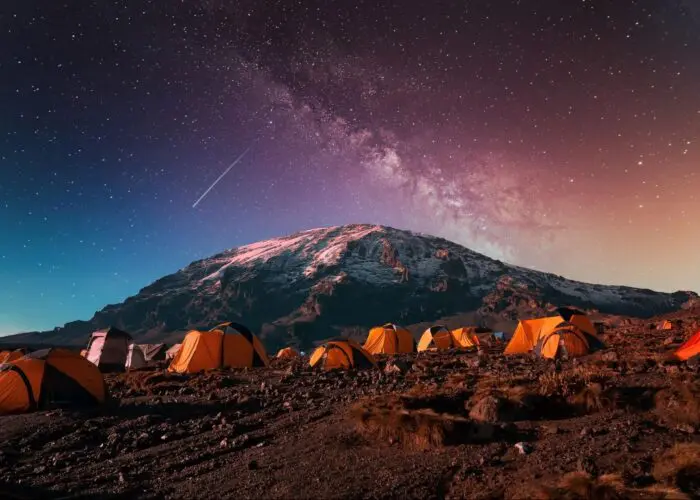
677 424 696 434
662 337 676 346
541 424 559 435
220 438 228 448
514 442 532 455
600 350 617 362
384 360 408 375
283 401 295 411
118 472 126 484
580 428 589 437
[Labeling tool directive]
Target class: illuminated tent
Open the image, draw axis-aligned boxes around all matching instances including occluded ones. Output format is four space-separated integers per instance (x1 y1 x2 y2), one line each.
0 350 26 364
276 347 300 359
309 339 376 371
533 322 601 359
417 326 486 352
168 322 269 373
504 308 599 355
674 329 700 361
363 323 415 354
0 349 107 415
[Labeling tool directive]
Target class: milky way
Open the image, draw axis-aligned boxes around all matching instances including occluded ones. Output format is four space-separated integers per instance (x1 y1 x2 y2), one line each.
1 1 699 333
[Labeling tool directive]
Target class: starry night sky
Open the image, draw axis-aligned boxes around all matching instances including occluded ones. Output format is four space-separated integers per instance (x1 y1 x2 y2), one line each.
1 1 700 334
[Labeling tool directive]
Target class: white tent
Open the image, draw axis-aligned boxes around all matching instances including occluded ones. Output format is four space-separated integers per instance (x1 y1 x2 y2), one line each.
126 344 147 370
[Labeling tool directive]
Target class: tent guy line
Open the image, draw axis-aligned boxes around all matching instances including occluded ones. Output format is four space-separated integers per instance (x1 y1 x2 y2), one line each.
192 146 252 209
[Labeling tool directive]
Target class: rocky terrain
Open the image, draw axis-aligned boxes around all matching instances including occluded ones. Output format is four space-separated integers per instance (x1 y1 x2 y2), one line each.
3 225 697 351
1 311 700 499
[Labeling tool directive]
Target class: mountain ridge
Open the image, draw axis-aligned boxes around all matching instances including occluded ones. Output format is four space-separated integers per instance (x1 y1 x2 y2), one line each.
3 224 697 350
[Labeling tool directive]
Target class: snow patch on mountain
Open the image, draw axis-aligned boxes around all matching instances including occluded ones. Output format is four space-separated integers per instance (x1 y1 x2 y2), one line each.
199 224 385 284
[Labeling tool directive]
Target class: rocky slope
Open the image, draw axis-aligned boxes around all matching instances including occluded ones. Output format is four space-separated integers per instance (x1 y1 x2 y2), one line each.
3 224 696 350
2 324 700 499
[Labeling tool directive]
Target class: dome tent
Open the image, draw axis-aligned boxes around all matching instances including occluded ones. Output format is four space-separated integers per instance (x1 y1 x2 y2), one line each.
674 328 700 361
85 327 133 373
309 338 376 371
505 308 603 358
504 308 599 355
363 323 415 355
0 349 107 415
168 322 269 373
276 347 300 359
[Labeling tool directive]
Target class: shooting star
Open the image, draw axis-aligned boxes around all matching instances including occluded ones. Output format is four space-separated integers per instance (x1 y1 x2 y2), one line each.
192 147 251 208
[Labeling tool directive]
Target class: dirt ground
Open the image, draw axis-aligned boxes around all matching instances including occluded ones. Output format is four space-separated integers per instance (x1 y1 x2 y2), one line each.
1 320 700 499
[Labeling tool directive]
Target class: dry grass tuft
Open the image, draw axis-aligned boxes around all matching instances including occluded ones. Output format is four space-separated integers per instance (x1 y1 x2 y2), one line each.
538 365 611 399
538 472 692 500
350 395 493 450
653 443 700 496
654 382 700 428
467 385 541 422
539 472 626 500
569 383 612 414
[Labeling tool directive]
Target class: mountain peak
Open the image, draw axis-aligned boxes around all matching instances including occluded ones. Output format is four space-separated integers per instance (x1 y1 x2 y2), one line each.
2 225 696 350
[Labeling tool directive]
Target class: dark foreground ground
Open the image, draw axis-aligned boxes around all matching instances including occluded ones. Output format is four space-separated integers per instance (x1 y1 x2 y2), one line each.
1 321 700 499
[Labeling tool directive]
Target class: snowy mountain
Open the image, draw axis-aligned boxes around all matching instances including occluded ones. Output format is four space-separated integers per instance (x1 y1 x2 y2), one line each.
3 224 696 350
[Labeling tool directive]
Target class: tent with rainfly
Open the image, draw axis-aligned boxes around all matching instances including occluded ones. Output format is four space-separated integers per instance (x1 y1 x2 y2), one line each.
126 344 147 369
165 343 182 361
674 329 700 361
0 348 107 415
309 338 377 371
85 327 133 373
658 320 674 330
504 307 604 358
0 350 26 364
363 323 415 355
533 321 602 359
138 343 168 362
417 326 485 352
168 322 270 373
275 347 300 359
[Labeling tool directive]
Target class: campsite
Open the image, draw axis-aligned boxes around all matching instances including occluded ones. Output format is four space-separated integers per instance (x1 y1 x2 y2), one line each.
1 309 700 499
3 1 700 498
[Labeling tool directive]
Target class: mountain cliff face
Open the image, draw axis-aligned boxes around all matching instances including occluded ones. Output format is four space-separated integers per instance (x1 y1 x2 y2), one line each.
4 224 696 350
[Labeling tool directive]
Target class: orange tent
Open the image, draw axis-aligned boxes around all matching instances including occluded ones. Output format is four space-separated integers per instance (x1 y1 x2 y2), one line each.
309 339 376 371
276 347 300 359
505 308 598 355
674 329 700 361
658 320 674 330
533 322 600 359
0 350 25 364
363 323 415 354
417 326 485 352
0 348 106 415
168 322 269 373
417 326 452 351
